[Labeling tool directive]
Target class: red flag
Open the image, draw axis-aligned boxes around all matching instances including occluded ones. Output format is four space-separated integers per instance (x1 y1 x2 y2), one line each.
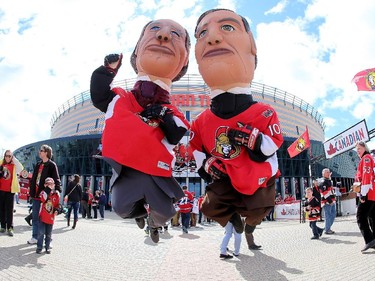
287 127 311 158
352 68 375 91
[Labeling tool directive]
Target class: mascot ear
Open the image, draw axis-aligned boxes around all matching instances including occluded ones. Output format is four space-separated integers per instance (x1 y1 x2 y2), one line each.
248 31 257 57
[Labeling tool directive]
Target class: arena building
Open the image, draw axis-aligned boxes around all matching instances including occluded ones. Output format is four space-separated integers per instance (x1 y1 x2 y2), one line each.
14 74 358 202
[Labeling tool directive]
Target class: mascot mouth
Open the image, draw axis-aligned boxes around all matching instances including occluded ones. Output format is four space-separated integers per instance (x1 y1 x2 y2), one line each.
146 45 174 55
203 48 233 58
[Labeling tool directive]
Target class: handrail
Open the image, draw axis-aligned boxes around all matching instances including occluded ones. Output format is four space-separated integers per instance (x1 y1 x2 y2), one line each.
50 74 326 130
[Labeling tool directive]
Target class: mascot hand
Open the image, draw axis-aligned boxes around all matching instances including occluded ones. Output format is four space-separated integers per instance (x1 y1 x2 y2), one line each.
227 122 260 150
204 157 228 180
104 53 123 75
140 104 172 120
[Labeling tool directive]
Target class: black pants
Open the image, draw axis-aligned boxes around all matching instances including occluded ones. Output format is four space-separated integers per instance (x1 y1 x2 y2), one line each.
356 199 375 244
0 191 15 229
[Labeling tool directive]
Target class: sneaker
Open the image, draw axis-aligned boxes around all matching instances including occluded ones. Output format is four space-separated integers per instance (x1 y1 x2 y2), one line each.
25 217 32 226
135 218 145 229
249 244 262 250
150 228 159 243
361 239 375 252
45 249 51 254
325 230 335 235
233 253 240 257
0 228 6 233
311 236 319 240
7 228 14 237
220 254 233 259
27 237 38 244
182 226 188 234
36 249 42 254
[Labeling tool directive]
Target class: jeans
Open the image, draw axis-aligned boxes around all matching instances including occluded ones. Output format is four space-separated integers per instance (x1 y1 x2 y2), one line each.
37 221 53 250
67 201 80 221
220 222 242 255
99 204 105 219
32 200 41 239
180 212 190 229
323 203 336 232
309 221 323 237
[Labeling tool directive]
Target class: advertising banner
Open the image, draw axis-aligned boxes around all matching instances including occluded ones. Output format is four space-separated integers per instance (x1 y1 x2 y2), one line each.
275 202 301 220
323 120 369 159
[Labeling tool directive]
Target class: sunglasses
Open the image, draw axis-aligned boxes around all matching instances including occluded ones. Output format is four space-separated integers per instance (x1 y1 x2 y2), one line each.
40 150 46 152
5 155 12 158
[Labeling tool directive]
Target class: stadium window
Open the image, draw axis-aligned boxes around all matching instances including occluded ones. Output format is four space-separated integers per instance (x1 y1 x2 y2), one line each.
95 118 99 129
76 123 80 133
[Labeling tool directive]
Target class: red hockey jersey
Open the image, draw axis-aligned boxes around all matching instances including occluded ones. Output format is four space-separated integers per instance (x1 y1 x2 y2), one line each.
39 190 60 225
190 102 283 195
102 88 189 177
355 153 375 201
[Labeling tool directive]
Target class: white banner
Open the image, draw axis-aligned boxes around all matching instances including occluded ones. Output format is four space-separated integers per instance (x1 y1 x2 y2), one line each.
275 202 301 220
323 119 369 159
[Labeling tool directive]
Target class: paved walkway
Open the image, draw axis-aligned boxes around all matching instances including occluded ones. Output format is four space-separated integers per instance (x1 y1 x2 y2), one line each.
1 202 375 281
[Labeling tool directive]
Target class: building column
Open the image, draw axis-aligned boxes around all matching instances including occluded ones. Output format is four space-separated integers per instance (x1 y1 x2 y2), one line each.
280 177 285 198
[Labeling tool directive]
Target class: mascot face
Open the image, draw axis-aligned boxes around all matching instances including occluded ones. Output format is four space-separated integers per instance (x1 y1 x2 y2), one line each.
194 10 257 90
135 19 189 82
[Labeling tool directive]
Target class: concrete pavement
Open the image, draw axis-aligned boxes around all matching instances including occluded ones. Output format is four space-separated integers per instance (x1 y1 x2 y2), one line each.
1 202 375 281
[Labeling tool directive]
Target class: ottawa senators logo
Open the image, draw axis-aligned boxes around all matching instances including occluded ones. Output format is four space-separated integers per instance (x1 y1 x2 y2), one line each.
295 138 307 152
210 126 240 159
366 71 375 90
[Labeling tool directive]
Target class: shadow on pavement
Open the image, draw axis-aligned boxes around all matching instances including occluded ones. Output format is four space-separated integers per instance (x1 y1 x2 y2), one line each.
235 250 303 280
318 237 356 245
0 243 46 271
334 231 362 237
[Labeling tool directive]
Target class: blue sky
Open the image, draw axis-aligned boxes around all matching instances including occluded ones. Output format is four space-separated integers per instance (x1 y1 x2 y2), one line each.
1 0 375 152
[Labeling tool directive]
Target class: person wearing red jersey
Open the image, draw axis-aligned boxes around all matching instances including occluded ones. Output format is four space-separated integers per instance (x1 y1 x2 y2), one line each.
36 177 60 254
190 9 284 239
319 168 336 234
177 186 193 233
354 141 375 252
90 19 190 243
0 150 24 236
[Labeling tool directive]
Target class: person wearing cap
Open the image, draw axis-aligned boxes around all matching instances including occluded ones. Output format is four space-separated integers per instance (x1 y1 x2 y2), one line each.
36 177 60 254
190 9 283 246
319 168 336 234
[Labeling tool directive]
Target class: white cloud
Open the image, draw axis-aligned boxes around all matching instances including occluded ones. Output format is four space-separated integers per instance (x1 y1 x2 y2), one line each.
265 0 288 15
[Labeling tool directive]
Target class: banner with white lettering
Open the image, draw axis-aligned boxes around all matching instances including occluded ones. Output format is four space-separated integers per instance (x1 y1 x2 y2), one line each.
275 202 301 220
323 119 369 159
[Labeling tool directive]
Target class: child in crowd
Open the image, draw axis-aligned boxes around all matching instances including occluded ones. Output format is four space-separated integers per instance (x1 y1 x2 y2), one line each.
304 187 323 239
36 177 60 254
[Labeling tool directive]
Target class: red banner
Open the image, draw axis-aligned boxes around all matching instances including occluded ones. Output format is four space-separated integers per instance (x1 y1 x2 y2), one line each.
287 127 311 158
352 68 375 91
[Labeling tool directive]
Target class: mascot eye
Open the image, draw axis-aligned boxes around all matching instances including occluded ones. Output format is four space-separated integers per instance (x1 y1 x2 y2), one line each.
198 29 207 38
171 30 180 37
150 25 160 31
221 24 235 32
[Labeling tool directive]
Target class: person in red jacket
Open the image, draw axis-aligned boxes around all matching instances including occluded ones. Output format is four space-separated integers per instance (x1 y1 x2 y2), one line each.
90 19 190 243
177 186 193 233
36 177 60 254
354 141 375 252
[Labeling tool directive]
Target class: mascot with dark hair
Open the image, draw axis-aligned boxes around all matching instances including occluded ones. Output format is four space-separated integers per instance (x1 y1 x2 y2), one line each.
190 9 284 251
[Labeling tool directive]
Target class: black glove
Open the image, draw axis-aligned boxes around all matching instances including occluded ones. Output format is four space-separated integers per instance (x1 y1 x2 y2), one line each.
140 104 171 120
204 157 228 180
227 122 261 150
104 53 123 75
